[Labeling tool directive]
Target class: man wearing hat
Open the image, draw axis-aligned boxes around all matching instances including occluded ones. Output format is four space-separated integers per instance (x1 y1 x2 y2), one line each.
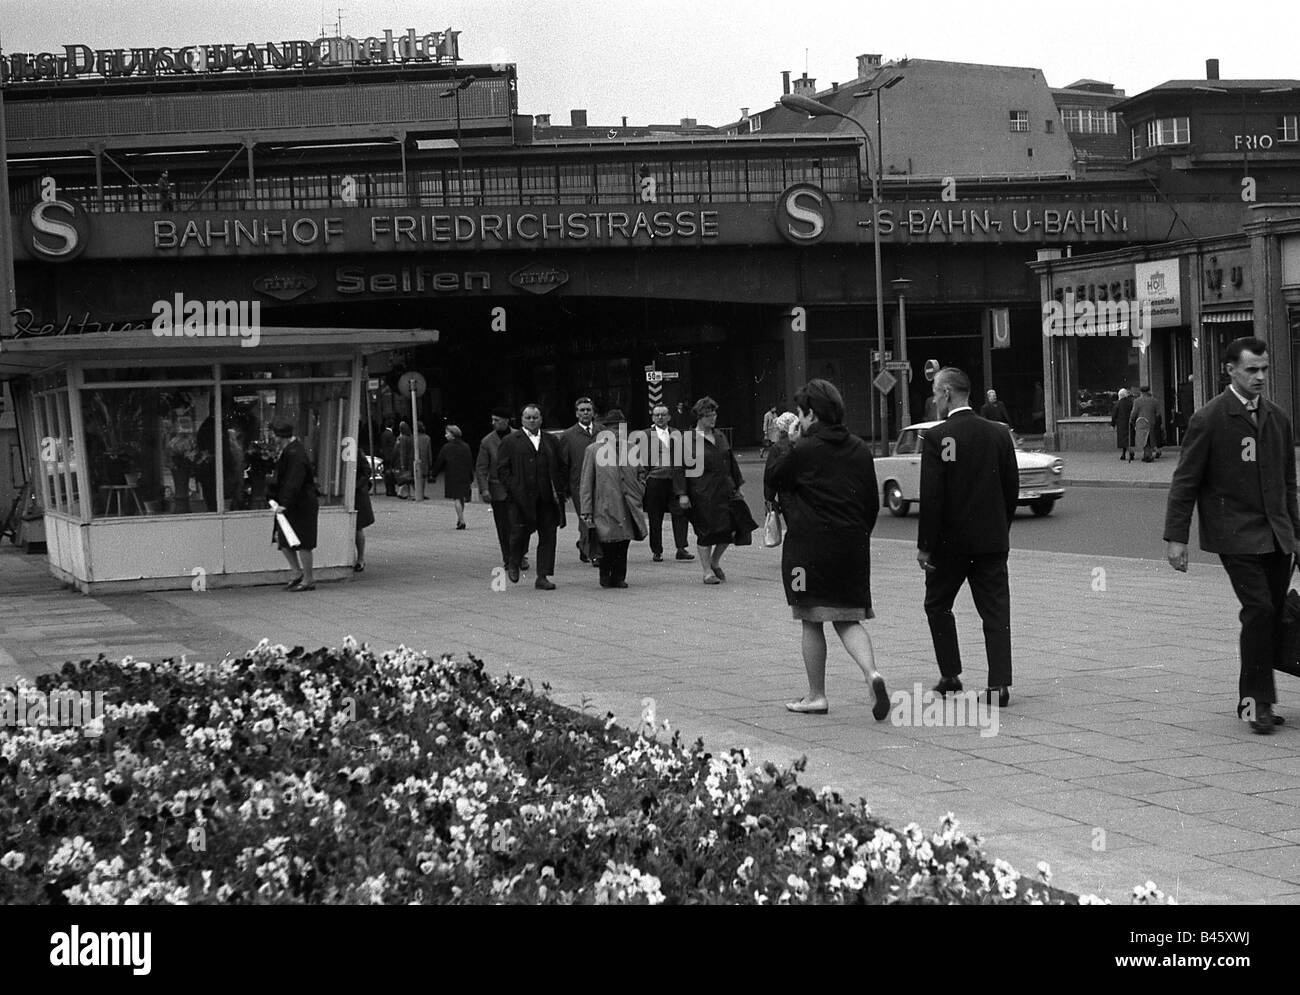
475 406 529 573
580 408 647 588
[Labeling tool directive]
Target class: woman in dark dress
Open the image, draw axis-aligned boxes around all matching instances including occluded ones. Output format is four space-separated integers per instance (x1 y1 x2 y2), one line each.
430 424 474 529
676 396 743 584
354 450 375 572
268 417 319 592
765 379 889 719
1111 388 1134 462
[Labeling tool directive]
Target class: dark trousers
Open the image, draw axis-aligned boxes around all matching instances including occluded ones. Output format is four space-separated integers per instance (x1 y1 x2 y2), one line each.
599 540 631 586
644 476 688 554
382 468 397 497
571 496 592 559
1219 550 1289 707
490 499 515 565
510 499 558 578
924 550 1013 687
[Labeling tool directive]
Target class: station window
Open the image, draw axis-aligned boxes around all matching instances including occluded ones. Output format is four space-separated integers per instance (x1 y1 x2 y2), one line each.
558 162 596 204
1146 117 1190 147
1278 115 1299 143
1009 110 1029 132
32 384 82 517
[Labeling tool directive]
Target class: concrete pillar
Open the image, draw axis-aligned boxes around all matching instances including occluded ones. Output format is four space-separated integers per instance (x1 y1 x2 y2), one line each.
781 304 808 406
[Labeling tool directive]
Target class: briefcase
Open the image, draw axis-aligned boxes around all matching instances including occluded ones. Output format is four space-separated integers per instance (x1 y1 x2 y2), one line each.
1280 580 1300 679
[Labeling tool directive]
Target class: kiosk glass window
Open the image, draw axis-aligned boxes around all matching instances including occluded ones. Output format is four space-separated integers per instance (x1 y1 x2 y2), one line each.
33 385 82 517
1053 337 1140 418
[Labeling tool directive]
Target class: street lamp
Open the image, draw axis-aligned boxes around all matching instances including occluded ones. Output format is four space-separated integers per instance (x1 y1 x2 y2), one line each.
438 75 477 206
781 81 900 454
891 277 913 428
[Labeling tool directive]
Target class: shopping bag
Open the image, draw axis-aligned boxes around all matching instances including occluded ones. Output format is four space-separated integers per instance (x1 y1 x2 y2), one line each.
763 509 784 547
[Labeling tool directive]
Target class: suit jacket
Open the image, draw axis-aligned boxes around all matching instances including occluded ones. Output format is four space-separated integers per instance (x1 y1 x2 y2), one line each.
1130 394 1161 429
918 410 1018 556
979 401 1011 425
475 429 510 501
1163 389 1300 554
559 421 602 501
496 429 568 526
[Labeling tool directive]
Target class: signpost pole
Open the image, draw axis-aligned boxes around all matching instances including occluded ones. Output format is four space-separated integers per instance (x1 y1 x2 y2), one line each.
0 78 16 340
410 390 420 497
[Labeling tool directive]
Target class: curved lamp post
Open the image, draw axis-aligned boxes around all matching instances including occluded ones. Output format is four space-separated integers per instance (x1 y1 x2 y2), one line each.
439 75 477 206
780 90 890 453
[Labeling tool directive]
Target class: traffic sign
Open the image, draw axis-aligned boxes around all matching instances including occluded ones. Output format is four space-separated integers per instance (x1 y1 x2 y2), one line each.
923 359 941 381
884 361 911 373
397 371 427 399
873 370 897 395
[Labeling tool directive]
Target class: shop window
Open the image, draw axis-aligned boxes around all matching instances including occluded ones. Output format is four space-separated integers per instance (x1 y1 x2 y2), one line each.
1052 337 1141 419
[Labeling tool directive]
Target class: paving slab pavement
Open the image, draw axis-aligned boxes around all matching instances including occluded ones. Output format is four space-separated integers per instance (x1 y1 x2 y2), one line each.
4 493 1300 904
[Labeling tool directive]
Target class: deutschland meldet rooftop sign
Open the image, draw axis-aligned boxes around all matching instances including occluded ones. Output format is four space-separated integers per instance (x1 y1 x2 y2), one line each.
0 27 461 83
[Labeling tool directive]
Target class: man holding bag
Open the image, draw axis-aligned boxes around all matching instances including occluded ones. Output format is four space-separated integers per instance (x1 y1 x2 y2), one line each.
1164 338 1300 734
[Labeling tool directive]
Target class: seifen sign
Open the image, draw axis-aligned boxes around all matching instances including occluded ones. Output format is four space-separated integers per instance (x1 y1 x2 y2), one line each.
0 27 460 83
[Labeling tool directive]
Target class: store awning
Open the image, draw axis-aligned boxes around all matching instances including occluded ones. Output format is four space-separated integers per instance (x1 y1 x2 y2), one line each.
0 326 440 377
1201 310 1254 324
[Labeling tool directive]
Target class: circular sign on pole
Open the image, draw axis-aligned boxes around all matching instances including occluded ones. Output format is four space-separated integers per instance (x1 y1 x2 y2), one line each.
923 359 942 382
397 371 427 399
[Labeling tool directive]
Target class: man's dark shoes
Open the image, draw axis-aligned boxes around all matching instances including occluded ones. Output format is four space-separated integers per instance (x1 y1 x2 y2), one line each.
1240 701 1284 727
577 542 589 564
1252 704 1278 735
984 686 1011 708
652 552 663 562
535 576 556 590
676 549 695 561
507 565 520 583
933 677 963 696
520 556 530 571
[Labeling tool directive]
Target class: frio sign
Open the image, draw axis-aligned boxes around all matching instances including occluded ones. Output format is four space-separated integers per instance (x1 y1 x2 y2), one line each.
20 178 91 262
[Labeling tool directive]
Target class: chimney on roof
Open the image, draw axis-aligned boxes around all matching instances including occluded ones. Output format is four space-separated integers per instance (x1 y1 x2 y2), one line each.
622 116 628 127
1206 58 1220 81
680 117 697 128
792 72 817 95
782 70 791 95
571 109 587 127
831 82 839 92
534 113 551 126
858 53 882 78
740 107 749 118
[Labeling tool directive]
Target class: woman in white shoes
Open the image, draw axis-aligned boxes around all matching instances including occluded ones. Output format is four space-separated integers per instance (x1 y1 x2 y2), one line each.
765 379 889 720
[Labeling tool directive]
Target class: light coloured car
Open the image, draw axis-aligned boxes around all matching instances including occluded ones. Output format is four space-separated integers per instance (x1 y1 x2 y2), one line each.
875 421 1065 517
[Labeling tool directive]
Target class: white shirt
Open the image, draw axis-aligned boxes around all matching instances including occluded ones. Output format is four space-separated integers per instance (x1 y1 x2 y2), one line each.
946 405 973 416
653 424 672 446
1228 385 1259 411
525 430 542 451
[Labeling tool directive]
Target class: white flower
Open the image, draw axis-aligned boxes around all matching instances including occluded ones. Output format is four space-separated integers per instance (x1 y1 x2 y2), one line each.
845 863 868 891
1037 861 1052 882
0 851 25 871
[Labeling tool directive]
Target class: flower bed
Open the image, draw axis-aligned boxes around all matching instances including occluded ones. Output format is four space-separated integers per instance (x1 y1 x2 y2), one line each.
0 642 1170 904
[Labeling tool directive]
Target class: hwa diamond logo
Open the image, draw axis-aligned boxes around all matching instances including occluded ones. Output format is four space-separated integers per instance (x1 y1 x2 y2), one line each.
253 272 317 302
509 263 569 295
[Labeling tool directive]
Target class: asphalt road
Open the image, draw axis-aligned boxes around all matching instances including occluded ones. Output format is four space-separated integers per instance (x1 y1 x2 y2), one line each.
867 485 1217 565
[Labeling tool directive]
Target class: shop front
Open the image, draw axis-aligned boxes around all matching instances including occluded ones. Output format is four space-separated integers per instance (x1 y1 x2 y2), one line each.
0 326 435 593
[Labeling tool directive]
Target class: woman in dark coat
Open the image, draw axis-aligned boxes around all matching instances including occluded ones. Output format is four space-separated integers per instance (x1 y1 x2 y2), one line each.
430 424 474 529
763 411 800 516
395 422 415 499
765 379 889 719
354 451 375 572
268 416 319 592
1111 388 1134 461
675 396 744 584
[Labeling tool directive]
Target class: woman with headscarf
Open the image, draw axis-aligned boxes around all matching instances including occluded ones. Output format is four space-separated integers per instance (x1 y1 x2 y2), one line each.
763 410 801 521
268 416 319 592
431 424 474 529
765 379 890 719
675 396 744 584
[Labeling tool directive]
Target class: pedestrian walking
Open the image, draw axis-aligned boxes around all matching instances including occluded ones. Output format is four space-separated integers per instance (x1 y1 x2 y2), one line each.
979 388 1012 426
1177 374 1195 444
580 409 647 589
765 380 890 719
1164 337 1300 734
379 419 397 497
760 402 780 457
559 397 602 565
763 411 800 519
394 422 415 498
644 403 693 562
1111 388 1134 462
676 396 743 585
268 416 320 592
475 407 529 572
497 403 568 590
354 450 375 572
431 424 474 529
917 367 1019 706
1130 385 1162 461
415 422 434 500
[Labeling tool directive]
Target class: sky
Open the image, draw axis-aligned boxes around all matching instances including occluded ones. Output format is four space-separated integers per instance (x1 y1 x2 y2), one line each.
2 0 1294 126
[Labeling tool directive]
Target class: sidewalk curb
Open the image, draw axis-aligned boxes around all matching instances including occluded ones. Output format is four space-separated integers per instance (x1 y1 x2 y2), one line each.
1066 478 1171 490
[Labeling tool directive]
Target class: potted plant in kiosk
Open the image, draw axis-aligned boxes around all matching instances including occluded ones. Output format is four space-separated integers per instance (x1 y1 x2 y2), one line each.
88 391 145 485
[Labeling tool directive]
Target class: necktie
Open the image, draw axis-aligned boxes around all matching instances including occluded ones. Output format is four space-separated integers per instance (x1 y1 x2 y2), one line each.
1246 401 1258 427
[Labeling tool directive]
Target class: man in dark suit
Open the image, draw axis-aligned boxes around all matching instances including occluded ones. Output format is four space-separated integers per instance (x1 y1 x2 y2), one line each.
1130 385 1163 461
917 367 1020 705
644 403 693 562
497 403 568 590
475 407 528 573
559 396 602 565
1164 337 1300 734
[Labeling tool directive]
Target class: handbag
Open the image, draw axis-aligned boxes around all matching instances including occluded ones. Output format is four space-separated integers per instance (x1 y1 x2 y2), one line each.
729 495 758 546
763 509 784 547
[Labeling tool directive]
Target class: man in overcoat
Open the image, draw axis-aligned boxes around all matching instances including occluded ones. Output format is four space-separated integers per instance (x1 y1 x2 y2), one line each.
1164 338 1300 734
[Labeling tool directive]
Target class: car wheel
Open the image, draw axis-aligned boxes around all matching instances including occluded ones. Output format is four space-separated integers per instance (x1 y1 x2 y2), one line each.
885 482 910 517
1029 499 1055 517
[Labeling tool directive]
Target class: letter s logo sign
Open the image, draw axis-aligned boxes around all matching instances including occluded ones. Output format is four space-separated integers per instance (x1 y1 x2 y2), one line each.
775 183 833 245
23 198 90 262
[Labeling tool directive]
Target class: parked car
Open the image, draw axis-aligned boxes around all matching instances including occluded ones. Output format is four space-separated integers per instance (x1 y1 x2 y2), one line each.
875 421 1065 517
